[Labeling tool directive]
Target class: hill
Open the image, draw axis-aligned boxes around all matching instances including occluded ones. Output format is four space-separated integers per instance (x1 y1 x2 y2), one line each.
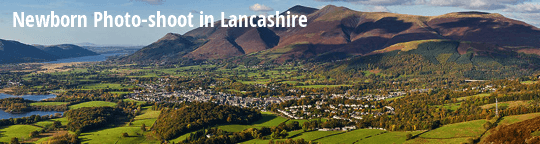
35 44 98 59
0 39 58 64
124 5 540 64
121 33 205 63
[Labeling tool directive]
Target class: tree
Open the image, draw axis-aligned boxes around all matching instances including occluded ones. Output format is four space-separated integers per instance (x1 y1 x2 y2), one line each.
483 121 492 130
279 130 289 139
141 123 147 132
52 120 62 128
10 137 19 144
406 133 413 140
29 130 39 138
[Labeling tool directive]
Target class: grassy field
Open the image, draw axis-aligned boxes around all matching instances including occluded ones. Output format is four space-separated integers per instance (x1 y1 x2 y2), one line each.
79 106 160 144
419 119 486 139
34 117 69 128
315 129 385 143
435 103 461 111
480 100 530 109
241 130 343 144
0 125 42 142
499 112 540 125
405 119 487 144
123 99 147 105
521 81 538 84
288 131 343 141
457 93 491 101
30 102 69 106
217 112 288 132
405 137 472 144
69 101 117 109
358 131 424 144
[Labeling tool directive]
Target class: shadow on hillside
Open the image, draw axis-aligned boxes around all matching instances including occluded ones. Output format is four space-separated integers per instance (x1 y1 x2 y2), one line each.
434 17 540 47
251 113 278 125
354 17 413 34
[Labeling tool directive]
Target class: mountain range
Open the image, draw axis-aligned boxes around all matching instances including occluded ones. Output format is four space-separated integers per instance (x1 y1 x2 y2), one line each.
0 39 98 64
123 5 540 65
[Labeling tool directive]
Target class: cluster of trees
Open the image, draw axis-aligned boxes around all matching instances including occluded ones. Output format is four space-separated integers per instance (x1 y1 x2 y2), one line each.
0 98 32 113
31 104 68 111
44 133 79 144
177 123 303 144
64 106 127 132
0 114 59 127
153 102 262 140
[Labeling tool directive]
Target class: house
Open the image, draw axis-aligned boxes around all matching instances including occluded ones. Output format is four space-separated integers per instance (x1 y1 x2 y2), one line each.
319 128 332 131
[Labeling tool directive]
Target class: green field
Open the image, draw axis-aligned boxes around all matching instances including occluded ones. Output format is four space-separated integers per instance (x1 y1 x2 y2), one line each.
405 137 472 144
0 125 42 142
315 129 385 143
435 103 461 111
69 101 117 109
499 112 540 125
123 99 147 105
30 102 69 106
405 119 487 144
358 131 424 144
457 93 491 101
217 112 288 132
79 106 160 144
34 117 69 128
419 119 486 139
241 130 343 144
521 81 537 84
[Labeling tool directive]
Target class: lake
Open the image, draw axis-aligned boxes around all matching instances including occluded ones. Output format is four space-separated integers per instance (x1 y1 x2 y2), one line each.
0 111 62 119
43 53 127 64
0 93 56 101
0 93 62 119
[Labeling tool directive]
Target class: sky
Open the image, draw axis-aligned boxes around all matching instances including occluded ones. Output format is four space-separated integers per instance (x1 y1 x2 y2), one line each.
1 0 540 46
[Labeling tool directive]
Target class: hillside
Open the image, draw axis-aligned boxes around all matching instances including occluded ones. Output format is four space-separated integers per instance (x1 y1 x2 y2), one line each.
0 39 58 64
35 44 99 59
124 5 540 64
121 33 205 63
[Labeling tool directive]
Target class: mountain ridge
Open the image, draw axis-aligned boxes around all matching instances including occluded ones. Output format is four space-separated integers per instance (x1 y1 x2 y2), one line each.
124 5 540 64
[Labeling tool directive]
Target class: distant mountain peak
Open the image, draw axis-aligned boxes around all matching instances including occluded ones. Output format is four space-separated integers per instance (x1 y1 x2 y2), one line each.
159 33 184 41
282 5 318 15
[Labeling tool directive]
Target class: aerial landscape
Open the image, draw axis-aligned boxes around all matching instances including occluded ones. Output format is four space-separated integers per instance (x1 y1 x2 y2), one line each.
3 0 540 144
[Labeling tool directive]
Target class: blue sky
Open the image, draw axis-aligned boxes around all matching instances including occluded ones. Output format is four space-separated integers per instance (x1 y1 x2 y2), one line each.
1 0 540 46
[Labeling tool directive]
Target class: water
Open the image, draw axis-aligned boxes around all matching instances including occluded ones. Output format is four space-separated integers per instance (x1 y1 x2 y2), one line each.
43 53 126 64
0 93 61 119
0 110 62 119
0 93 56 101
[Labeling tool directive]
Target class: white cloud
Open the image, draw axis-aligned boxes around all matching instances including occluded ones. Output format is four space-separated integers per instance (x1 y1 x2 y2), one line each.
365 6 390 12
504 3 540 13
249 4 274 12
132 0 164 5
316 0 533 10
315 0 415 6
